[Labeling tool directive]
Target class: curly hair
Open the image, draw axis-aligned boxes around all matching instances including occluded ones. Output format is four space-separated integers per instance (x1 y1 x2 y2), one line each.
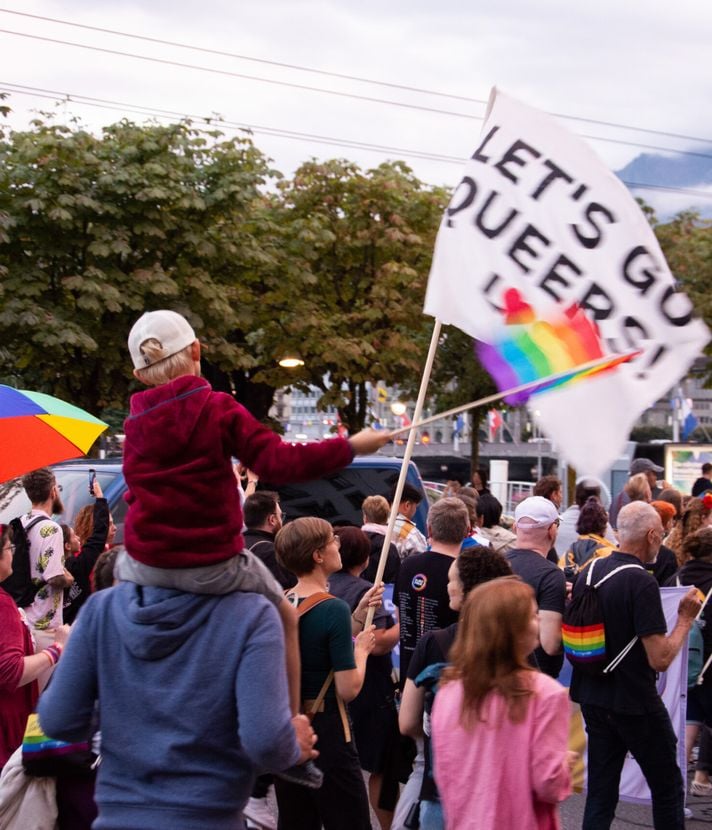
666 497 712 567
457 547 512 595
682 527 712 562
74 505 95 546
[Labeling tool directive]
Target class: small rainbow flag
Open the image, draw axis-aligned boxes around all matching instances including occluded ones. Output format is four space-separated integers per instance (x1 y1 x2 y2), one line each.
476 289 640 405
562 622 606 663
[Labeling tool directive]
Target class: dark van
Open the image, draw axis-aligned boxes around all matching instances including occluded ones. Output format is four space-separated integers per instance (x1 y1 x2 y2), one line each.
0 455 428 542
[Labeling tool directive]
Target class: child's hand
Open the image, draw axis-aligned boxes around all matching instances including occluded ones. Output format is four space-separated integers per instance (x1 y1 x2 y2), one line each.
348 428 392 455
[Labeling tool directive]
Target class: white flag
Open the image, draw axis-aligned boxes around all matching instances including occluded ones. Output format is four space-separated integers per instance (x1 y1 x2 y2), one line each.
424 88 710 476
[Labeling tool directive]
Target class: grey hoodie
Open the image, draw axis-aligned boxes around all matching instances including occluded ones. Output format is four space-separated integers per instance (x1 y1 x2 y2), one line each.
39 582 298 830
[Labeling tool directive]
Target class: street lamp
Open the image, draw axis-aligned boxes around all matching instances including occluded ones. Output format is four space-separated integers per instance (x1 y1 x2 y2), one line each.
278 356 305 368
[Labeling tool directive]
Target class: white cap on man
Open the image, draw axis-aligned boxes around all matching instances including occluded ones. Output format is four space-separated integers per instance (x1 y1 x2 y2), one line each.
514 496 560 529
128 310 196 370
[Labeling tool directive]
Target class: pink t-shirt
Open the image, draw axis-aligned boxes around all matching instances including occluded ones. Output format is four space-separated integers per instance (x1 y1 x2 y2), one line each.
432 671 572 830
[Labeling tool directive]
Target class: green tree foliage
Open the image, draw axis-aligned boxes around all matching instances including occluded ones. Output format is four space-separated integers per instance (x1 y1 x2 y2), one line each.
0 118 282 417
427 324 497 474
654 210 712 382
261 158 450 432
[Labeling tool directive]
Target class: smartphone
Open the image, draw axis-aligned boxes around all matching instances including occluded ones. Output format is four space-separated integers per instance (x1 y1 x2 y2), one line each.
88 469 97 496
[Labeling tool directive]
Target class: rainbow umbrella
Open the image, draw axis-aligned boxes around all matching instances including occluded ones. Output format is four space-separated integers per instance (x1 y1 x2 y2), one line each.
0 385 108 483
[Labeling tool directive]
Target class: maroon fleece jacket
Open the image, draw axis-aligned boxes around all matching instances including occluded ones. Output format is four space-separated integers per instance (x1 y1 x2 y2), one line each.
123 375 354 568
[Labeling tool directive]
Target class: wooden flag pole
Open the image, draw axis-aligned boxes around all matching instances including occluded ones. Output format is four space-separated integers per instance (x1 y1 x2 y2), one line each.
364 350 637 628
387 351 639 439
364 320 442 628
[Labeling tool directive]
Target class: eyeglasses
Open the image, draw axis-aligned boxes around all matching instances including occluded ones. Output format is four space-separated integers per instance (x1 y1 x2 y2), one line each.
53 483 63 492
3 543 15 555
551 518 561 528
329 535 341 548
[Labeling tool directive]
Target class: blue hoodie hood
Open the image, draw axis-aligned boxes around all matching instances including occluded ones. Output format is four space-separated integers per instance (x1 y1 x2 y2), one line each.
112 582 220 661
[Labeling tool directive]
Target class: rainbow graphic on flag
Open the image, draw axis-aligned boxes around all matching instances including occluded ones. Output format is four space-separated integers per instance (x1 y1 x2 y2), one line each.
562 622 607 665
475 289 639 405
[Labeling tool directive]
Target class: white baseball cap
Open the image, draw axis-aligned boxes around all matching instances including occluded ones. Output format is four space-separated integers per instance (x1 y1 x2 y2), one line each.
514 496 560 529
128 310 196 370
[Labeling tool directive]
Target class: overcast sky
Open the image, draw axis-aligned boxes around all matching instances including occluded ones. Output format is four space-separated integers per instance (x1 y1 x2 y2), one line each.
2 0 711 214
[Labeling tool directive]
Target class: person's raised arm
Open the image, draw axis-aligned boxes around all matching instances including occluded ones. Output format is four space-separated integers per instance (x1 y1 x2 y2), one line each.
224 397 391 486
66 488 110 581
347 429 392 456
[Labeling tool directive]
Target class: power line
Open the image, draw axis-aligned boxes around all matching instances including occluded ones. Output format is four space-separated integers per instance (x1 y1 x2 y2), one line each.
0 8 489 107
2 7 712 148
4 82 712 200
3 28 712 165
4 73 712 169
0 84 466 166
0 29 485 122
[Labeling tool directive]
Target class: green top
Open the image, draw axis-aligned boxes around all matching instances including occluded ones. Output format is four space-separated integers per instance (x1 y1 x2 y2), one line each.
298 596 356 703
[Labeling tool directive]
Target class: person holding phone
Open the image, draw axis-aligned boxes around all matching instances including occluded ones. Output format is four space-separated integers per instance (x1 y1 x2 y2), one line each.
62 473 112 625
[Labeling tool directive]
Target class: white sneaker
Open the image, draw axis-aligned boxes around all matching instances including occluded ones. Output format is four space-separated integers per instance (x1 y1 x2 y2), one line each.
243 797 277 830
685 806 693 819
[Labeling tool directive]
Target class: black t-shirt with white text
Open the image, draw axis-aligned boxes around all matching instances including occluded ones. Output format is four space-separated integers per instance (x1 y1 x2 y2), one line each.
395 551 458 684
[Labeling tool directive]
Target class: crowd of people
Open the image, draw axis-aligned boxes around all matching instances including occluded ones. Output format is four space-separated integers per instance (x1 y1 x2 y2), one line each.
1 308 712 830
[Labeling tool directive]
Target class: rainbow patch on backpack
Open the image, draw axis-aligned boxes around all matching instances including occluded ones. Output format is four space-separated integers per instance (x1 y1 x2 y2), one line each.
562 622 606 662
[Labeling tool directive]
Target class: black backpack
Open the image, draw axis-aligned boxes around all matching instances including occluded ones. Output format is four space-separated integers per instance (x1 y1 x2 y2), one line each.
562 558 642 675
0 516 45 607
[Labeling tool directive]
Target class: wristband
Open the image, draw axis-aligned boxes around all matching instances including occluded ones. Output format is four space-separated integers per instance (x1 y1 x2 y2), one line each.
43 642 63 666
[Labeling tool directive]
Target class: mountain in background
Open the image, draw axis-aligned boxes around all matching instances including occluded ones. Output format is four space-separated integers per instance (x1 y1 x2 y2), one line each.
616 150 712 219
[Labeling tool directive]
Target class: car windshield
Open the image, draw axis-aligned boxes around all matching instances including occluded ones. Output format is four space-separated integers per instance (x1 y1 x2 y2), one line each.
263 464 426 529
0 469 119 526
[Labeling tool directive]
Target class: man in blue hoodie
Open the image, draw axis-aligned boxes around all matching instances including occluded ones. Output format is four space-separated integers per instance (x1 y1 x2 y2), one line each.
38 582 315 830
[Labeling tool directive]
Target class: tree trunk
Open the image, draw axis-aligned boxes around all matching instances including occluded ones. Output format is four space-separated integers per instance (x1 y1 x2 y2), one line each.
201 361 277 423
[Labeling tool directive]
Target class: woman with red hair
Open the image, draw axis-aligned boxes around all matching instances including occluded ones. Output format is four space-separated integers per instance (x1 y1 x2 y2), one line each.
431 578 575 829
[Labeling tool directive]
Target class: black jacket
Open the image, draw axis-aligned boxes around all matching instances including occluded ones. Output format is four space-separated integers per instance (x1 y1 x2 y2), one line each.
64 497 110 624
243 528 296 590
